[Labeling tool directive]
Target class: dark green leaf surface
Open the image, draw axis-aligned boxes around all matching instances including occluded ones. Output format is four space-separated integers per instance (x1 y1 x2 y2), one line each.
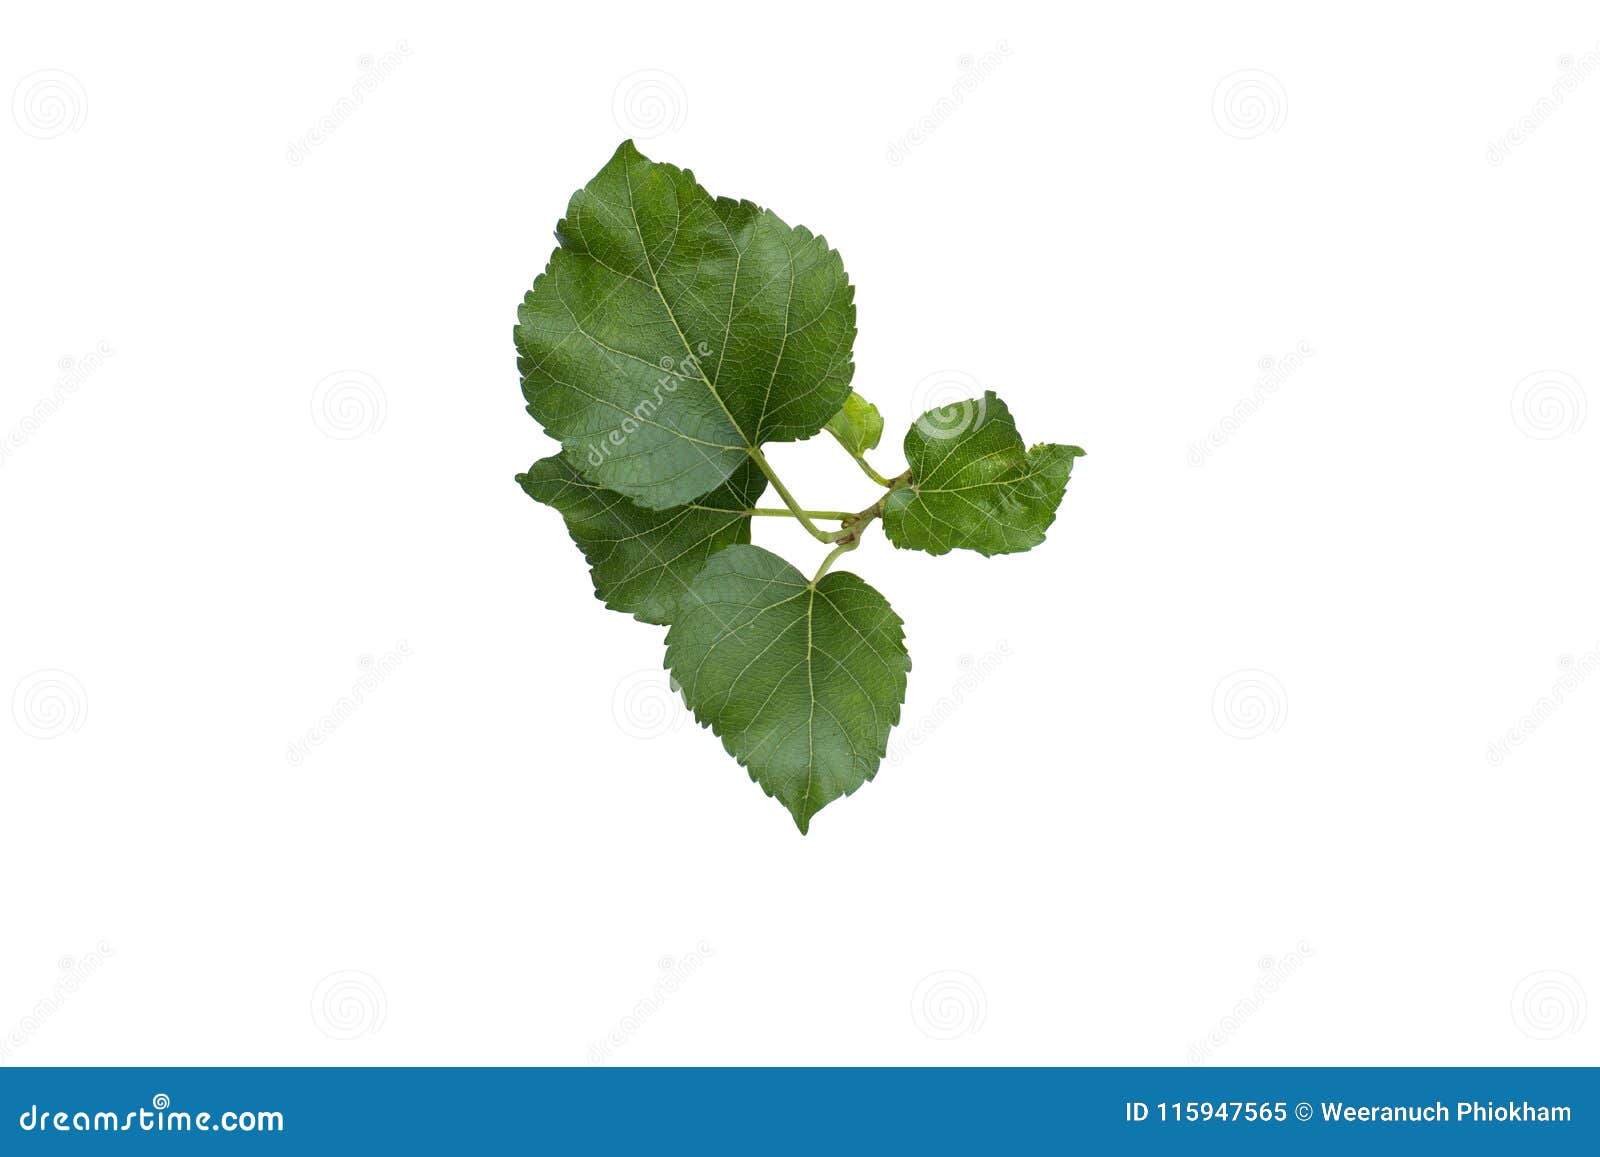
664 545 910 833
823 390 884 456
884 391 1084 556
518 455 766 625
516 141 857 510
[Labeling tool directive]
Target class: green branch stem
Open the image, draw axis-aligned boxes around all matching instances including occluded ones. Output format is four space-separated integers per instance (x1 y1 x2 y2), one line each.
839 471 911 529
849 452 895 488
744 452 915 581
820 469 914 573
746 444 837 543
747 507 854 521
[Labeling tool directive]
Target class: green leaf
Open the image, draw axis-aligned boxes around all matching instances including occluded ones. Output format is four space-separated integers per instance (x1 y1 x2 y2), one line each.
664 545 910 833
517 455 766 626
823 390 884 456
513 145 1090 834
516 141 857 510
884 391 1084 556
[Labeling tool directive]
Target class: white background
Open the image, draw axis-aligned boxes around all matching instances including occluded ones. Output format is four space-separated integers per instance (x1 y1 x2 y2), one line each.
3 2 1595 1067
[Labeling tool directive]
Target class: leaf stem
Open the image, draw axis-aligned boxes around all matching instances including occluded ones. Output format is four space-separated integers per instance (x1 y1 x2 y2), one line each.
828 469 913 544
849 453 895 488
747 507 854 521
810 538 859 585
745 444 837 543
812 471 916 587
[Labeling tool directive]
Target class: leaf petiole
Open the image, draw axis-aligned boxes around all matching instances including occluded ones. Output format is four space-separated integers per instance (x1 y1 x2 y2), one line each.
810 537 860 585
746 444 838 543
830 470 913 542
746 507 855 521
849 453 895 488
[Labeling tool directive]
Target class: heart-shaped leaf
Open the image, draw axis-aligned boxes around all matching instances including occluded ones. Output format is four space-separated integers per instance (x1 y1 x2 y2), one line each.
664 545 910 833
885 391 1083 556
518 455 767 625
516 141 857 510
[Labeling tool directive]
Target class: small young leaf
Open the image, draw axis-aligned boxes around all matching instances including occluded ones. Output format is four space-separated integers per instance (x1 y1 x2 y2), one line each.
515 141 857 510
664 545 910 833
884 391 1084 557
823 390 884 457
517 455 766 626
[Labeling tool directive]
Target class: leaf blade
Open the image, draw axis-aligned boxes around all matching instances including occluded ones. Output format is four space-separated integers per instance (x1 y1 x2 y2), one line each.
824 390 884 456
664 545 910 833
516 141 857 509
884 391 1084 556
517 455 767 626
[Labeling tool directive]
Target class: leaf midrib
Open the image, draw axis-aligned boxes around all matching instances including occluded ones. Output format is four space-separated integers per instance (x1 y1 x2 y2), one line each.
915 460 1060 496
623 161 757 462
